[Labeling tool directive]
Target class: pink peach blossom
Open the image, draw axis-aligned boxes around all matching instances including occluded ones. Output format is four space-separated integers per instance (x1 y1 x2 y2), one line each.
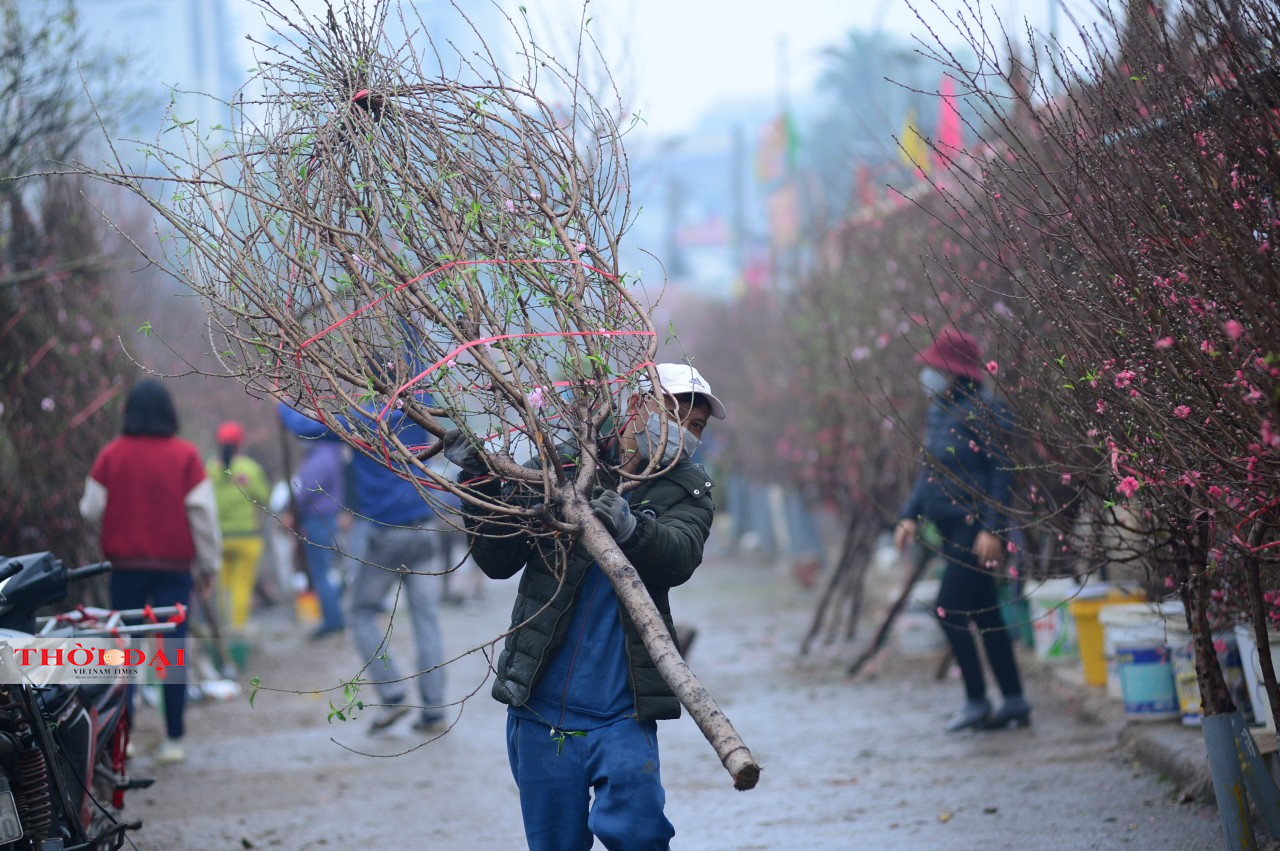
1263 419 1280 448
1116 476 1141 499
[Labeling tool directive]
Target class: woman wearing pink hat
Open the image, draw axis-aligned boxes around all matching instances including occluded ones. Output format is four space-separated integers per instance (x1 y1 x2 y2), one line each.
893 329 1030 732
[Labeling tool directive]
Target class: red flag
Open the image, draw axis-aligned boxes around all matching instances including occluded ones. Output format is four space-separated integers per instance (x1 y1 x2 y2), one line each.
935 75 963 169
855 163 876 208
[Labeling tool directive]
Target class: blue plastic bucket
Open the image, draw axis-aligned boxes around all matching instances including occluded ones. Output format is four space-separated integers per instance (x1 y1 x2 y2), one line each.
1116 642 1179 721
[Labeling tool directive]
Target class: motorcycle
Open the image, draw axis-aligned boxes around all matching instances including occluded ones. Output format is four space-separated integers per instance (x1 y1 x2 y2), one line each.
0 552 181 851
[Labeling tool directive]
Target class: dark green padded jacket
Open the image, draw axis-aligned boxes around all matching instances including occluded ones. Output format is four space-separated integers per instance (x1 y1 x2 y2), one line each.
464 454 715 721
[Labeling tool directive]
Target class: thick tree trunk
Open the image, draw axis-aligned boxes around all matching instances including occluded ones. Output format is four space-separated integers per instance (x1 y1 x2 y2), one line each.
841 517 880 643
1175 526 1258 849
846 541 932 678
1241 526 1280 750
1179 551 1235 717
800 512 866 655
563 495 762 791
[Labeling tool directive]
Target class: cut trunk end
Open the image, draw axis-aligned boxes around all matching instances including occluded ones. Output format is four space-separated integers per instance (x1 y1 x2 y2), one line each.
724 747 762 790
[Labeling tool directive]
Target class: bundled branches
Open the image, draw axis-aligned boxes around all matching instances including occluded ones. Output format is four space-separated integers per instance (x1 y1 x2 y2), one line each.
74 0 759 789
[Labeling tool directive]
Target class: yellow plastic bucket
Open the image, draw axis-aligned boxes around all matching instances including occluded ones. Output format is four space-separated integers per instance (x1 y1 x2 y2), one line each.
1069 588 1147 686
294 589 321 627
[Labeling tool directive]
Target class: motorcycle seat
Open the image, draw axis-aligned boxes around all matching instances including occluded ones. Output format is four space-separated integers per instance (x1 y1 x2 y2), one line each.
79 682 115 706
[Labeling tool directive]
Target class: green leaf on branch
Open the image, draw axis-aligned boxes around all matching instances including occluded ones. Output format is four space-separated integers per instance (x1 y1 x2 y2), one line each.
551 728 586 756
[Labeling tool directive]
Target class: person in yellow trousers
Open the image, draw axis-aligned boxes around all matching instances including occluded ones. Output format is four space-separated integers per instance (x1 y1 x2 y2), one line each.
207 421 271 673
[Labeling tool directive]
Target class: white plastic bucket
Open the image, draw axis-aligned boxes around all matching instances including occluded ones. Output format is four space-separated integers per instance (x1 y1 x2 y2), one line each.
1028 578 1083 661
1234 624 1280 731
1101 604 1180 701
1115 640 1179 721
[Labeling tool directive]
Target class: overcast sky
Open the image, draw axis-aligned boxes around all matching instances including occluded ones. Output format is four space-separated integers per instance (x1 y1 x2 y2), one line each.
511 0 1105 136
260 0 1104 138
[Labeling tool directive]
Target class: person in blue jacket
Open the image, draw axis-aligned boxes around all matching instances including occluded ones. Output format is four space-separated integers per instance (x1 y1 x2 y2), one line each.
278 400 448 734
893 329 1030 732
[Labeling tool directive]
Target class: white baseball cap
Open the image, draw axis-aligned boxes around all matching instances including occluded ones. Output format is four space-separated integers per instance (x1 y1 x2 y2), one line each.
641 363 727 420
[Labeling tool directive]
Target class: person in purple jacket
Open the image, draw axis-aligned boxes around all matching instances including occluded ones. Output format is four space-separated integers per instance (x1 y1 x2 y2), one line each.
292 440 347 639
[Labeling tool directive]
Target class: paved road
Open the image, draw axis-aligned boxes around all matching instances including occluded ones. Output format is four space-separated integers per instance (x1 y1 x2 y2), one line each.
124 550 1225 850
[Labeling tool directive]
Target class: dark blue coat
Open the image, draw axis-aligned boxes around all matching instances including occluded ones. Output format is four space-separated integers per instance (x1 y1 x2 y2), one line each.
898 386 1015 535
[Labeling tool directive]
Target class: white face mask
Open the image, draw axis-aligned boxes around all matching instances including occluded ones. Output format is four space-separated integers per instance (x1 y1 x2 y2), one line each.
636 411 701 465
919 367 951 398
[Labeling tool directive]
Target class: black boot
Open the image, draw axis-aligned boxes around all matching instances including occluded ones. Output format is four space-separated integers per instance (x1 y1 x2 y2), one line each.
983 695 1032 729
945 698 992 732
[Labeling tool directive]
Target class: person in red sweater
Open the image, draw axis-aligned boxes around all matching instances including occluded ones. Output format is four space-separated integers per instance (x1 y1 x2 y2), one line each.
79 380 220 765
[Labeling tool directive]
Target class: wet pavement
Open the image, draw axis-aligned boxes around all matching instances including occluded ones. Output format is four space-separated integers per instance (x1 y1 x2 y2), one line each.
124 549 1227 850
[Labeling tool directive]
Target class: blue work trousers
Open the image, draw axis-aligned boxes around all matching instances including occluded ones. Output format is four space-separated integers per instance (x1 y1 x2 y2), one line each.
110 570 192 740
300 514 345 632
506 714 674 851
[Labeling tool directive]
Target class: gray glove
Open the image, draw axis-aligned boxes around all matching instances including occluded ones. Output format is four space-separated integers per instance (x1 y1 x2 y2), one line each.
441 429 487 474
590 489 636 544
